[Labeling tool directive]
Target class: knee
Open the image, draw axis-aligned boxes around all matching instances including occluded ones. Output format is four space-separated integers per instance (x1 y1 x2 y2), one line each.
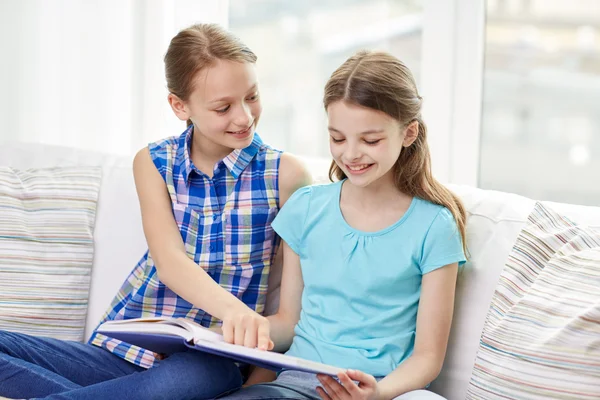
158 351 243 396
173 351 240 373
394 390 446 400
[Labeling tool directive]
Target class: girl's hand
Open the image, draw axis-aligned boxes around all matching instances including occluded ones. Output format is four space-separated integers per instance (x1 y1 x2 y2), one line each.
221 308 274 351
317 370 382 400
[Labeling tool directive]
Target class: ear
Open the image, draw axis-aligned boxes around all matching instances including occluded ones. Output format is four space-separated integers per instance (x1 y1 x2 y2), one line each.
168 93 190 122
402 120 419 147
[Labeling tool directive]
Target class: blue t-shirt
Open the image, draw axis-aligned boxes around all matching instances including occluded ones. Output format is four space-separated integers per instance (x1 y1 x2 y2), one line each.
271 180 466 377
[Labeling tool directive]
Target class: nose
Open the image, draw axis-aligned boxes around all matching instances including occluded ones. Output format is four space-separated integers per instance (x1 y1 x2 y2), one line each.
234 103 252 128
345 142 362 161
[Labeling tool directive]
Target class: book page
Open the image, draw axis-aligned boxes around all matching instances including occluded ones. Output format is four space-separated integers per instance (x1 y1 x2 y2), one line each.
98 317 222 343
174 318 224 342
99 316 172 324
98 319 192 341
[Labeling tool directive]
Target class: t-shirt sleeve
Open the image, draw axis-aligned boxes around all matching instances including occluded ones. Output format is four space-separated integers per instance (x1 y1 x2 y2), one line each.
419 207 466 275
271 186 312 257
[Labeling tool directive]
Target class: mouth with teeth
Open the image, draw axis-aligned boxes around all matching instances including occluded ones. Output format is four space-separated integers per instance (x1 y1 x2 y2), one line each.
345 163 374 175
227 124 253 139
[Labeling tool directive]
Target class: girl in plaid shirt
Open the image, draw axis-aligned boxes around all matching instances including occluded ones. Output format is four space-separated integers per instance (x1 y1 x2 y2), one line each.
0 24 310 400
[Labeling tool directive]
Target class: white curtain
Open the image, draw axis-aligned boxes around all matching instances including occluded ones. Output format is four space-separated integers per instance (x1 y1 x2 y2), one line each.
0 0 228 156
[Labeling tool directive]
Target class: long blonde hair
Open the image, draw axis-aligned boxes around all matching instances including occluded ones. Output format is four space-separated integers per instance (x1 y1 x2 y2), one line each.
164 23 257 127
325 50 467 254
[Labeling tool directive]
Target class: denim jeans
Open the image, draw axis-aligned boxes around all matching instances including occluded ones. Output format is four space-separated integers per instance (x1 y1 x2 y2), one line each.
219 370 446 400
0 330 242 400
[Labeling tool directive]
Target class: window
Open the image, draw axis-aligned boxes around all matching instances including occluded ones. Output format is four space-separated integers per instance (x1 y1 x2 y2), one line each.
480 0 600 206
229 0 423 158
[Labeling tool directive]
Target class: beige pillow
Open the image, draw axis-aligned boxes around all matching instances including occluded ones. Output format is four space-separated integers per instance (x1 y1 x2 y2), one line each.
0 166 101 341
466 202 600 399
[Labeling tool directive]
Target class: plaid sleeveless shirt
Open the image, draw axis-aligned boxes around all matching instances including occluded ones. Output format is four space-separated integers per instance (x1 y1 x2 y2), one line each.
89 127 281 368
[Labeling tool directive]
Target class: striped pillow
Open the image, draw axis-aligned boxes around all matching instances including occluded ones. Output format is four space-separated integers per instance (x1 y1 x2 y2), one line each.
0 166 101 341
466 202 600 399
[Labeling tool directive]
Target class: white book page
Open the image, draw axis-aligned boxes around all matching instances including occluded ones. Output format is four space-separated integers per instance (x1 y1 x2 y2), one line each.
99 317 172 324
174 318 224 342
98 319 192 341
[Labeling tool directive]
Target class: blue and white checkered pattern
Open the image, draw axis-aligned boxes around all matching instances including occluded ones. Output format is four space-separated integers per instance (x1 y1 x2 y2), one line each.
89 126 281 368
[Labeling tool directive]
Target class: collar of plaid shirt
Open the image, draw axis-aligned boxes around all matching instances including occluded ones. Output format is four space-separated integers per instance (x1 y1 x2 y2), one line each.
176 126 264 181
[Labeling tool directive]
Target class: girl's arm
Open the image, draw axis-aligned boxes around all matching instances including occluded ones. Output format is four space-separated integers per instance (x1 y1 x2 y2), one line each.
133 148 267 348
244 240 304 386
266 151 311 350
244 154 311 384
245 153 311 385
377 262 459 398
133 149 311 351
266 241 304 352
278 152 313 207
316 262 459 400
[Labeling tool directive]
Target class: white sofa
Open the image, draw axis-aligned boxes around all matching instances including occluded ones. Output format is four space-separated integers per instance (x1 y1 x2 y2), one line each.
2 141 600 400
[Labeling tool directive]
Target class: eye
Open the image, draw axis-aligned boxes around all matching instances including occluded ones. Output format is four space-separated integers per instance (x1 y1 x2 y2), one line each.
247 93 260 102
364 139 382 145
330 137 345 143
216 105 230 114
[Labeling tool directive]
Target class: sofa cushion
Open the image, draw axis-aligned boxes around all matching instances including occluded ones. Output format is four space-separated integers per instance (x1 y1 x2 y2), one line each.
0 166 101 341
465 202 600 399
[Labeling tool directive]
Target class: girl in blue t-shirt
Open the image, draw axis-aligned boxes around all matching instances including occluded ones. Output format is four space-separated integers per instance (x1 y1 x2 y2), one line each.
223 50 467 400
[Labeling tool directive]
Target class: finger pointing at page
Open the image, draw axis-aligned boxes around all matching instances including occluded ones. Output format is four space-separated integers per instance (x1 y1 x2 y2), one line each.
257 319 271 350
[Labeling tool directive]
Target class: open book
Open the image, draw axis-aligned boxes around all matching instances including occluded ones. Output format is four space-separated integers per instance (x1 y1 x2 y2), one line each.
97 317 344 376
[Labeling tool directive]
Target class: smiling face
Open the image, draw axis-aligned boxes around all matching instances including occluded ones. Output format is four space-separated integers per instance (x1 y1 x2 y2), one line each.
169 59 262 150
327 100 417 188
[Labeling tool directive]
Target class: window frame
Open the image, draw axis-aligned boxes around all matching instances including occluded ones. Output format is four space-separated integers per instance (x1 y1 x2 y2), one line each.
421 0 485 186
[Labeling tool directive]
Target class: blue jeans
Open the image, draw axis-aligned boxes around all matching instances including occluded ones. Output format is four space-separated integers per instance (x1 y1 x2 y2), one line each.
0 330 242 399
219 371 446 400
